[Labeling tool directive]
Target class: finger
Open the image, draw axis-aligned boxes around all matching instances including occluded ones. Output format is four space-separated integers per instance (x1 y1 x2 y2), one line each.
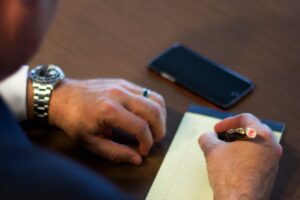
103 85 165 143
258 123 280 144
136 89 166 111
257 124 283 158
259 123 274 140
99 101 153 156
198 132 223 156
116 80 167 117
123 94 166 143
81 134 142 165
146 91 167 119
214 113 261 133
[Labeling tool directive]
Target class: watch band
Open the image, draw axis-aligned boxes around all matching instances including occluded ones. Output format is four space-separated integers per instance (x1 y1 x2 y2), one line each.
30 64 64 120
32 82 54 119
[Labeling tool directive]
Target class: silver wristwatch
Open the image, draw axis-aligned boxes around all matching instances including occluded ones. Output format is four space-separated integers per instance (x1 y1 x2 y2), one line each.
29 64 65 119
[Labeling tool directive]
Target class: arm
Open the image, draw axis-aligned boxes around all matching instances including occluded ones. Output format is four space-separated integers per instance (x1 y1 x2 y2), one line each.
198 114 283 200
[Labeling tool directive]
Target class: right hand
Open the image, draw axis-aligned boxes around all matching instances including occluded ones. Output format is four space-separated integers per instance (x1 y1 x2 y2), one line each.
198 114 283 200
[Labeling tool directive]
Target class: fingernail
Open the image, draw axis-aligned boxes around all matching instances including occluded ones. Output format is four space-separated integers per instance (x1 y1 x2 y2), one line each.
131 156 142 165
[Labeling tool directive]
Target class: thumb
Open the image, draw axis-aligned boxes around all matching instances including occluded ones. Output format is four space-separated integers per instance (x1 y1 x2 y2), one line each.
198 132 222 156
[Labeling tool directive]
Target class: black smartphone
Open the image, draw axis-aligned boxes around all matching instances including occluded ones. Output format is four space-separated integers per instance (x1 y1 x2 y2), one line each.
148 44 254 108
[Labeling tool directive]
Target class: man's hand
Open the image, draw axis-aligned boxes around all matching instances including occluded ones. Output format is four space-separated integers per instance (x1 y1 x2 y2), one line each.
28 78 166 165
198 114 282 200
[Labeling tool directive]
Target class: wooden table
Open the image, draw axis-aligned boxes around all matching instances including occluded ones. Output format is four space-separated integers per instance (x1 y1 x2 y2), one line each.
27 0 300 199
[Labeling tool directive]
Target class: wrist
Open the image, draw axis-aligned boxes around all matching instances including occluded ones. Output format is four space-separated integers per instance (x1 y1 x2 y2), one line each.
212 180 262 200
27 64 65 122
48 78 73 126
212 175 277 200
27 76 71 124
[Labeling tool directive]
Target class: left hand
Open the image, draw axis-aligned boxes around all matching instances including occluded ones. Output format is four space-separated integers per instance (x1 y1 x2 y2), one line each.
28 78 166 165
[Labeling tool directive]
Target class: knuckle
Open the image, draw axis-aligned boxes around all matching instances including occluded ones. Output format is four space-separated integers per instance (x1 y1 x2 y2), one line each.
259 124 273 140
117 79 129 87
238 113 254 121
266 131 274 140
156 94 166 107
100 100 118 115
151 103 162 118
108 86 125 96
138 120 150 135
261 130 273 141
238 113 260 126
109 150 121 163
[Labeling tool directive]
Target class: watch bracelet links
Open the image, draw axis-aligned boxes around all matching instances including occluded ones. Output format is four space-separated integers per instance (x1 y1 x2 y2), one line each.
32 82 53 119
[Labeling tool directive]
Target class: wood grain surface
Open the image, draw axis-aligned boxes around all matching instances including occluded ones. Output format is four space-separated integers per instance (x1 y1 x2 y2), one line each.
25 0 300 199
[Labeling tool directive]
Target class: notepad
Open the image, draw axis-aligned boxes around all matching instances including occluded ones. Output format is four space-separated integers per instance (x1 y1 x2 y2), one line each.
146 105 285 200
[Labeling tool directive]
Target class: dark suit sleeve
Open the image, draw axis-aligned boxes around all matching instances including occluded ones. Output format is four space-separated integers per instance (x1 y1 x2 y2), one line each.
0 98 131 200
1 148 131 200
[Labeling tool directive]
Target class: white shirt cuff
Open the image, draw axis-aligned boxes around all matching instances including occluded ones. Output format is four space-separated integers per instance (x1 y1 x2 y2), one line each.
0 65 29 121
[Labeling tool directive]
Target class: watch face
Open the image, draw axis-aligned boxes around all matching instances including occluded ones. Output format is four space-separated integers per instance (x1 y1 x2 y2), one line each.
30 64 65 84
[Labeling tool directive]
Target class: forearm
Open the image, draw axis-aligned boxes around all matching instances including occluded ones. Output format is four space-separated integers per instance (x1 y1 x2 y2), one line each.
210 163 277 200
213 187 259 200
